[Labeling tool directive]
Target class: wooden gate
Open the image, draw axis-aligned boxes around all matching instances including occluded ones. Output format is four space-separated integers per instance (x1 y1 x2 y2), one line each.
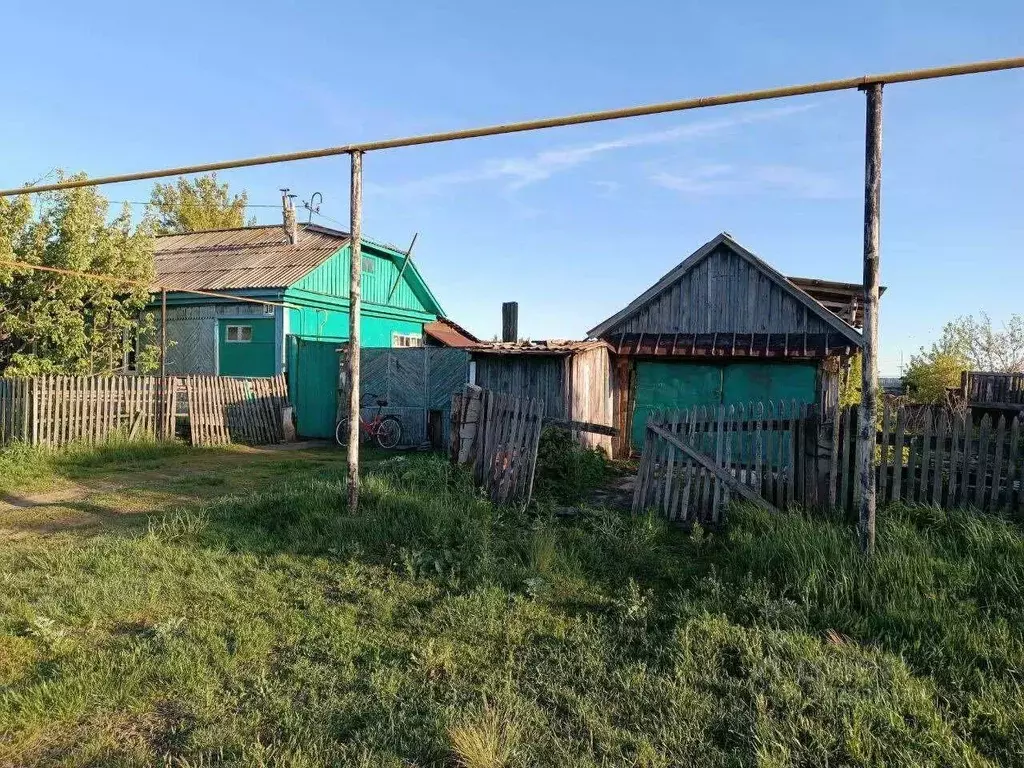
353 347 470 446
633 401 817 524
450 387 545 505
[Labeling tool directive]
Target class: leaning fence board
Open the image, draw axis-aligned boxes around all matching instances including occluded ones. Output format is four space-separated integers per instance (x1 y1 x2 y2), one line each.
947 415 962 508
679 410 698 521
722 405 736 511
647 423 774 512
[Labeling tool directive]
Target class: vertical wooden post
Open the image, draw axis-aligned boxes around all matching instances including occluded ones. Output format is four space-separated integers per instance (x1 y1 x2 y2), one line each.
347 150 363 514
160 288 167 438
858 82 883 555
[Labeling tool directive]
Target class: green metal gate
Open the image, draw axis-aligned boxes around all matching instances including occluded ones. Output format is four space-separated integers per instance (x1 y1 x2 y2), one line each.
287 337 340 439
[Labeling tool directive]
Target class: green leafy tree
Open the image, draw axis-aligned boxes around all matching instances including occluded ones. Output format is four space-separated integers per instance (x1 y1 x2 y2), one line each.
901 312 1024 404
0 174 157 375
839 354 862 407
148 173 252 234
933 313 1024 373
904 350 968 404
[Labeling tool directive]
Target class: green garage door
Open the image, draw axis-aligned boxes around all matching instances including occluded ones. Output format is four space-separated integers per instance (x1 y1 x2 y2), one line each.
217 318 276 377
722 362 817 407
631 361 817 450
632 362 722 449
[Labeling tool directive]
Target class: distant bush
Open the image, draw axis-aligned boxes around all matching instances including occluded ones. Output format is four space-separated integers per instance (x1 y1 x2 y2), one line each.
533 427 608 504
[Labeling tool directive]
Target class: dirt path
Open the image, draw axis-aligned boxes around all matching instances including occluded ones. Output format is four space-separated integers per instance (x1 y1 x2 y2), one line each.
0 442 343 540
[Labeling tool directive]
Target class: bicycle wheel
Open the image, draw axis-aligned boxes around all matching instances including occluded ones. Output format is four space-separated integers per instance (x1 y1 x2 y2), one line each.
335 418 351 447
375 415 402 449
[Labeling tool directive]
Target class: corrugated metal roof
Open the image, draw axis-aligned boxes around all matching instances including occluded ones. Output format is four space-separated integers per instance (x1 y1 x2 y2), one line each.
471 339 609 355
153 223 349 292
423 318 480 348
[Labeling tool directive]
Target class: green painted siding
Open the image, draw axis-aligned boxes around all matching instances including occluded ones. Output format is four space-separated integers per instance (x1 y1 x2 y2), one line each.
631 361 817 449
288 244 433 314
287 308 424 347
217 318 276 376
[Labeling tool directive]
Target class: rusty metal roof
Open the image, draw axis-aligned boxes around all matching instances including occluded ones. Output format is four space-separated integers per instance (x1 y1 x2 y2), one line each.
470 339 610 355
423 318 480 348
153 223 349 292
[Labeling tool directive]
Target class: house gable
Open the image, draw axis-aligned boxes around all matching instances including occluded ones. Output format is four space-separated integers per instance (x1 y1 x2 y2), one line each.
285 241 443 318
587 233 863 347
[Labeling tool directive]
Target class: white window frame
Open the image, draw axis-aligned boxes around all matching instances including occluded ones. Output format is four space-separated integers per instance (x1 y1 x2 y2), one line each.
392 332 422 348
225 324 253 343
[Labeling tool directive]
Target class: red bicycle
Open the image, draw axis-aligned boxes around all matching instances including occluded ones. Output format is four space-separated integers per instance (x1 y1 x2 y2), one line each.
335 394 403 449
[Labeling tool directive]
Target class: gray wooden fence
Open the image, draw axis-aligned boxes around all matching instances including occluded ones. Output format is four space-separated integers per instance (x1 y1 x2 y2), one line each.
450 387 545 505
635 401 1024 524
963 371 1024 408
350 348 470 447
0 374 290 448
634 402 814 525
182 374 290 447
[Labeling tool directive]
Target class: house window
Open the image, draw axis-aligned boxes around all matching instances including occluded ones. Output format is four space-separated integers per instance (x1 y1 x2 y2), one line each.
392 332 422 348
226 325 253 343
362 256 375 273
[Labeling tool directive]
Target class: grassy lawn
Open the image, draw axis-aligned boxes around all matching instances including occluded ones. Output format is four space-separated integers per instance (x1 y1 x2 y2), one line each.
1 443 1023 766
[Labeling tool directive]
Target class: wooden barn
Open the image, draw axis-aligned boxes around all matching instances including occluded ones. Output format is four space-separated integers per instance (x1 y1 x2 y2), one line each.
586 232 868 457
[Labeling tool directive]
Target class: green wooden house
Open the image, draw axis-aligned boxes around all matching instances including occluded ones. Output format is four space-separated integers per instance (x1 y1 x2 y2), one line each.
149 222 445 438
586 232 867 457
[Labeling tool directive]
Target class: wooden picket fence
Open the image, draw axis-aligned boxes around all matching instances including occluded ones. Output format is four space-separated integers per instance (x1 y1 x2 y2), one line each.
635 400 1024 524
183 374 289 447
962 371 1024 408
0 378 33 445
450 388 545 505
859 403 1023 513
634 401 816 525
0 374 291 448
0 375 167 446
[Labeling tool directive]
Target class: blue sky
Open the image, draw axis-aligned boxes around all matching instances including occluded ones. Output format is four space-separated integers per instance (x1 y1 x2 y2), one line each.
2 1 1022 374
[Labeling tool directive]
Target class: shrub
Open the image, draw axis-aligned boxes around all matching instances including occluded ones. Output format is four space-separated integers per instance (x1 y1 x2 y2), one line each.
533 427 608 504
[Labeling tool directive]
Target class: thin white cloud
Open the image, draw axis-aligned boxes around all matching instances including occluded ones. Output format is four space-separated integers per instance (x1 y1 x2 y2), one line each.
652 163 845 199
368 103 815 197
591 180 620 198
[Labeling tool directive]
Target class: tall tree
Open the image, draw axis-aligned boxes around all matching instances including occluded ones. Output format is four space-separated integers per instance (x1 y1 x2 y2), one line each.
932 313 1024 373
0 174 157 375
148 173 252 234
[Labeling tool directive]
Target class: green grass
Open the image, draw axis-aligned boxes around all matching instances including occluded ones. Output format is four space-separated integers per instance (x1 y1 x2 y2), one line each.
1 449 1023 766
0 438 192 495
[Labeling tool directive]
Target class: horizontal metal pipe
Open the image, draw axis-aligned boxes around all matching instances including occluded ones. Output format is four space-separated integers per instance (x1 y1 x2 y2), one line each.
0 259 297 309
1 55 1021 197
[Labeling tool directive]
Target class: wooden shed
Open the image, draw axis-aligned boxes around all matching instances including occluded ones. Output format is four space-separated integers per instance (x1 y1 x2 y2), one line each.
587 232 867 457
472 340 614 453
